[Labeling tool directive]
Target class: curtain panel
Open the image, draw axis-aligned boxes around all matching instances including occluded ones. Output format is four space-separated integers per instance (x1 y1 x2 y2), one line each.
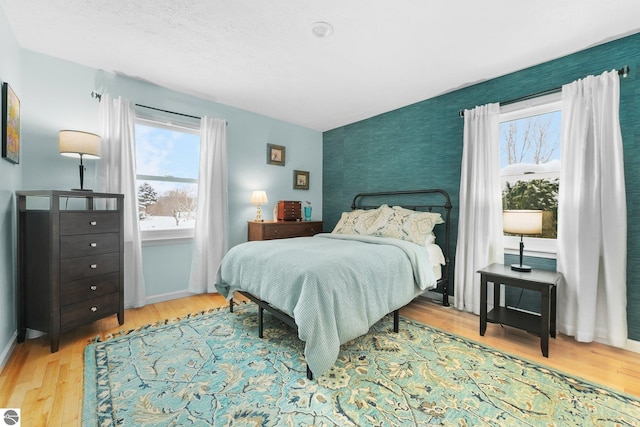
188 116 228 293
557 70 627 347
99 94 146 308
454 103 503 314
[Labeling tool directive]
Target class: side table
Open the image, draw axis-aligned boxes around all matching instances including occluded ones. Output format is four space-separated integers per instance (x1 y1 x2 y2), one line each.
478 263 562 357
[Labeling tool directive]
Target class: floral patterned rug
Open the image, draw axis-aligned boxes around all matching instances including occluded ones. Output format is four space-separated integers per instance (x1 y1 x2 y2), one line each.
83 303 640 426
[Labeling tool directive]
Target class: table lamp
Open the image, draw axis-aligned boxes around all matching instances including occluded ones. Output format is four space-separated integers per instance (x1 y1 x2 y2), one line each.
59 130 101 191
251 190 268 222
503 210 543 272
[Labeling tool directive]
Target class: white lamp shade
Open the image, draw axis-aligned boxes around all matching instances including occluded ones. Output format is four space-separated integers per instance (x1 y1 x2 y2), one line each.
251 190 268 205
503 210 543 235
59 130 101 159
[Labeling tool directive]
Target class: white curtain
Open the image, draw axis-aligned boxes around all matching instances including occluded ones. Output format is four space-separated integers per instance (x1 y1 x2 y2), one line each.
188 116 228 293
99 94 146 308
557 70 627 347
454 103 503 314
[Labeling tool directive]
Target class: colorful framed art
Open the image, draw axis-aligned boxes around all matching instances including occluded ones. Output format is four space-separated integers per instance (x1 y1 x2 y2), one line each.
2 82 20 164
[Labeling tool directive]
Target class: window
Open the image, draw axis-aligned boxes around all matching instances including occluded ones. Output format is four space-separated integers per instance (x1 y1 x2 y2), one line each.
499 93 561 257
135 118 200 241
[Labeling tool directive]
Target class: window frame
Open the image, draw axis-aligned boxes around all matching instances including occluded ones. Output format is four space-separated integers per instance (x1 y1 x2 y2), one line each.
134 116 200 244
499 92 561 259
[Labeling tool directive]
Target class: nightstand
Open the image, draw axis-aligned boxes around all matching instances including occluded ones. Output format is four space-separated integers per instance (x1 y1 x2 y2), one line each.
478 263 562 357
247 220 323 241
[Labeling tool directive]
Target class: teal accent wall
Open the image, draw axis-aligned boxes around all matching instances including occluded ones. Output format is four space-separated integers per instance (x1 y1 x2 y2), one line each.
323 32 640 341
0 4 22 367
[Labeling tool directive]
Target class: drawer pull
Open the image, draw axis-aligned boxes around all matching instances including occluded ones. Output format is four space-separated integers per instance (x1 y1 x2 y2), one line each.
90 242 97 247
90 285 97 291
90 221 97 226
90 264 98 269
90 306 98 312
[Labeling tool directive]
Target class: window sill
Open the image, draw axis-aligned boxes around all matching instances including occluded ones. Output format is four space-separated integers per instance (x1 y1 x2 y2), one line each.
504 236 557 259
141 229 194 246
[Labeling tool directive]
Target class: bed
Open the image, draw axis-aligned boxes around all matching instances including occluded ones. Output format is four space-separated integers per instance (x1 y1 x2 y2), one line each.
214 189 452 379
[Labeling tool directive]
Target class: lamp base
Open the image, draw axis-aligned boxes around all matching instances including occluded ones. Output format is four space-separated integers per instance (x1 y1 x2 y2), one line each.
71 188 94 192
510 264 532 272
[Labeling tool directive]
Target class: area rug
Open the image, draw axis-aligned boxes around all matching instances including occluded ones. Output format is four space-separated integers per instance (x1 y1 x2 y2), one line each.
83 303 640 426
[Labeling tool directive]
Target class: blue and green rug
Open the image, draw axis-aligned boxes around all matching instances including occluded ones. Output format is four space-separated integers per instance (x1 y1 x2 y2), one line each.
83 303 640 426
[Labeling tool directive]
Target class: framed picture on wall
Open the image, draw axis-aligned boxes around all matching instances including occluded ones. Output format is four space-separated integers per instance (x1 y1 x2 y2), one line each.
2 82 20 164
267 143 285 166
294 170 309 190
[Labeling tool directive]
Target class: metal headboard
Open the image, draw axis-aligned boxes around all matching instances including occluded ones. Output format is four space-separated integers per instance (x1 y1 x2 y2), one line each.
351 188 452 307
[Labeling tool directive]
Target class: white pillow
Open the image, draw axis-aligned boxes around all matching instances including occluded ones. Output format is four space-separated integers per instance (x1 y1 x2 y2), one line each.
368 205 444 245
331 207 383 235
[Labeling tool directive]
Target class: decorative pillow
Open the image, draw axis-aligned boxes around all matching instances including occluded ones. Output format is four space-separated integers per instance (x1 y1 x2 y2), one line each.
368 205 444 245
331 207 383 235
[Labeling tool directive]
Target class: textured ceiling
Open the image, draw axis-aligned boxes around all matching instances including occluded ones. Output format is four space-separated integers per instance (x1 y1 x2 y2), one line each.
1 0 639 131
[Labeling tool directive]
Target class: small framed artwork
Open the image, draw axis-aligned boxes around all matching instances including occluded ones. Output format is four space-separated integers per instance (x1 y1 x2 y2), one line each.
294 170 309 190
267 143 285 166
2 82 20 164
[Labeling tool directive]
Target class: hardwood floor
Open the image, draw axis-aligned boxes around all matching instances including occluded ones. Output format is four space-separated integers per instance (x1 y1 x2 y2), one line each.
1 293 638 426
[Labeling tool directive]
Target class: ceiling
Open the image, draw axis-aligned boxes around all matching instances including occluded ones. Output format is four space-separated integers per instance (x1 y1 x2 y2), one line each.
2 1 639 131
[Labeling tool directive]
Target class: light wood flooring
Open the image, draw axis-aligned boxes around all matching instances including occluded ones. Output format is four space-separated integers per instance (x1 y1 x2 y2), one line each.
1 293 639 426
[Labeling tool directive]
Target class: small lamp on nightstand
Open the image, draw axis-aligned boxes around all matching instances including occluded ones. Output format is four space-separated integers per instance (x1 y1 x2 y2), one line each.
251 190 268 222
503 209 543 272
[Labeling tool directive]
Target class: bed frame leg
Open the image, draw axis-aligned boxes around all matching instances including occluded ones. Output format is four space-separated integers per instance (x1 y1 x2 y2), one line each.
258 306 264 338
306 365 313 380
442 282 450 307
393 309 399 333
229 298 234 313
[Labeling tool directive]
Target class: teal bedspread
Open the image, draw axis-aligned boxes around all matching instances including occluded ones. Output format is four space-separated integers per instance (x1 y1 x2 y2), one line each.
214 233 437 377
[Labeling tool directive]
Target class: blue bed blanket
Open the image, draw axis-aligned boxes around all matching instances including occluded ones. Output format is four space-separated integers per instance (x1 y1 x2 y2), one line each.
214 233 437 377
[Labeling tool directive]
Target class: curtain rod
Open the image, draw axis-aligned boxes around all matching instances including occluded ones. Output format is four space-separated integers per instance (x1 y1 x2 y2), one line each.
91 91 216 122
458 65 630 118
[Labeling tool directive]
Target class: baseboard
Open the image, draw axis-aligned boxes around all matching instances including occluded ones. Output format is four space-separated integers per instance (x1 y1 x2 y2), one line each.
0 332 17 373
626 338 640 354
143 290 196 306
419 289 453 307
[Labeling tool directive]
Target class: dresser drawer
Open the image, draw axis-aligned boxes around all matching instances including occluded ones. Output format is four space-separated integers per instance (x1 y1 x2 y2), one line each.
60 233 120 259
61 292 120 330
60 212 120 236
263 222 320 239
60 253 120 282
60 272 120 306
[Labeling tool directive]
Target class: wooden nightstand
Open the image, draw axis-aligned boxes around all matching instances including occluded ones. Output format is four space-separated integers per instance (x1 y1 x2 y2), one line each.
247 220 323 241
478 263 562 357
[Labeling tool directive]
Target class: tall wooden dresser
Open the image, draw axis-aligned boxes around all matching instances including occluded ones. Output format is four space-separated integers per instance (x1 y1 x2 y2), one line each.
16 190 125 352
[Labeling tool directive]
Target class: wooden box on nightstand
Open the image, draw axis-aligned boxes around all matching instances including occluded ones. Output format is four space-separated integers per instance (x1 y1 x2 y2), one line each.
248 220 323 241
